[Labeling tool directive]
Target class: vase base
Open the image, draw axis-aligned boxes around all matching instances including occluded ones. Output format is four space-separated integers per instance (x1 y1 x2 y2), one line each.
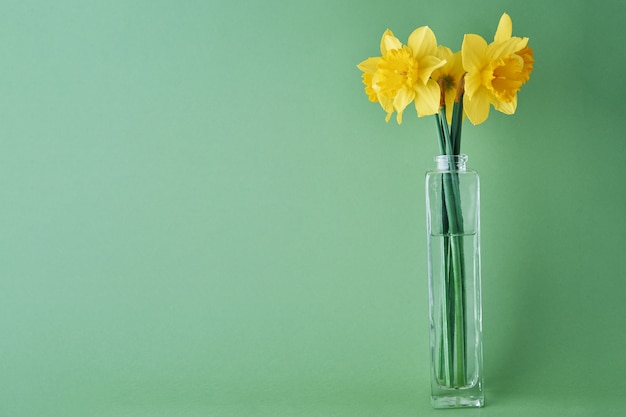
431 394 484 409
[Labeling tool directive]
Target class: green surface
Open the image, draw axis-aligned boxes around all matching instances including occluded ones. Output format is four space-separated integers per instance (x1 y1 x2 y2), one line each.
1 0 625 416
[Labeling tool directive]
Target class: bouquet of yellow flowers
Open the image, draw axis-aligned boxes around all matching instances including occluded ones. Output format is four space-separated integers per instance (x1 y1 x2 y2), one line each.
358 12 533 149
358 13 534 408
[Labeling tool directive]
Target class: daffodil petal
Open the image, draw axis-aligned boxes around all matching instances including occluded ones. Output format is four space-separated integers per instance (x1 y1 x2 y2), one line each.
463 64 482 97
494 94 517 114
436 45 453 59
380 29 402 54
418 55 446 83
487 36 528 61
378 95 394 122
393 86 415 120
450 50 465 78
392 87 414 124
357 57 380 73
494 13 512 42
413 79 440 117
464 88 491 125
407 26 438 59
462 34 488 71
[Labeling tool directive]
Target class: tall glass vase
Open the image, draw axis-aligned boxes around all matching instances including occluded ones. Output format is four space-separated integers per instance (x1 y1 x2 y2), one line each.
425 154 484 408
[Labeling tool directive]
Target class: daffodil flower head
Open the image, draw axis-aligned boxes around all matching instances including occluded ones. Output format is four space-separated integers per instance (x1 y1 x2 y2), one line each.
431 46 465 124
461 13 534 125
358 27 446 124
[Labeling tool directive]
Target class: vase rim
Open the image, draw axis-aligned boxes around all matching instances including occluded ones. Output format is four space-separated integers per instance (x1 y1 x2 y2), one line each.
434 154 468 159
434 154 468 171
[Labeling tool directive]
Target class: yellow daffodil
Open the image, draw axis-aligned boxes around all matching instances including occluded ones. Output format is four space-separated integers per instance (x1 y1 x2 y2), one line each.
431 46 465 124
462 13 534 125
358 27 446 123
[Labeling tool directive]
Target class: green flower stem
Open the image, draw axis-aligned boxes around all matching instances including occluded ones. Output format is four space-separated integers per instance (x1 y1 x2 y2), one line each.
434 113 447 155
434 109 468 388
451 100 463 155
451 77 465 155
443 176 468 387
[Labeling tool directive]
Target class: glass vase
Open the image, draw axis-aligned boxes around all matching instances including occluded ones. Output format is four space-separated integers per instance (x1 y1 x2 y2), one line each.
425 154 484 408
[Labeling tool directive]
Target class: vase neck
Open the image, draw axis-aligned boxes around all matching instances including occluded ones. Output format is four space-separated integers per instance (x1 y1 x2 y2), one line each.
435 154 468 171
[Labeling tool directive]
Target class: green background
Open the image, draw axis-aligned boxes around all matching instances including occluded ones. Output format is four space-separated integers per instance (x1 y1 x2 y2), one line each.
1 0 625 416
